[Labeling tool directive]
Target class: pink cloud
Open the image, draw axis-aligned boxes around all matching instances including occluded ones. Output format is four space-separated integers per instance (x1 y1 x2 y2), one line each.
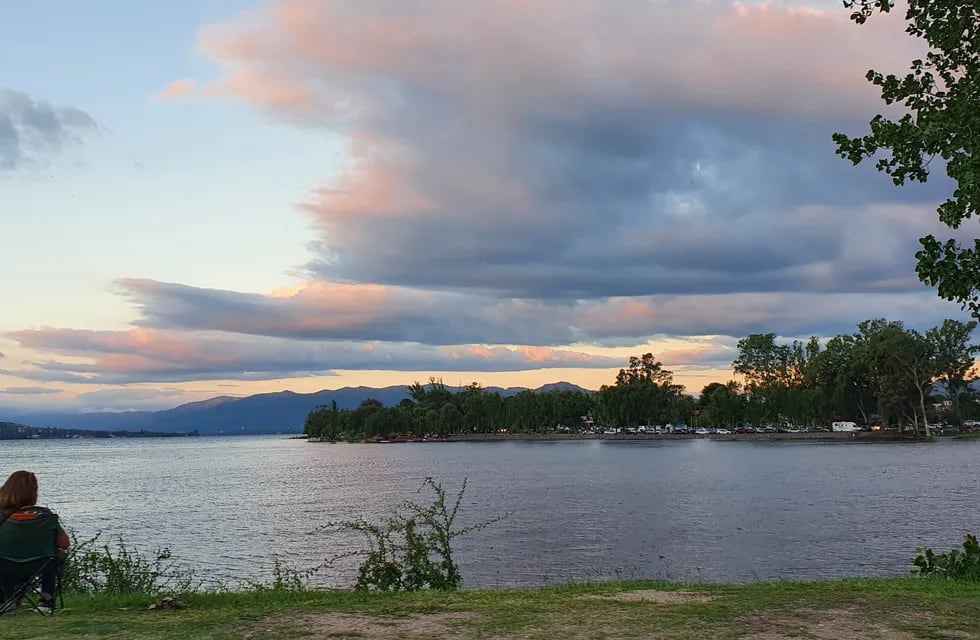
201 71 314 114
171 0 931 299
192 0 916 121
152 79 198 100
4 327 623 383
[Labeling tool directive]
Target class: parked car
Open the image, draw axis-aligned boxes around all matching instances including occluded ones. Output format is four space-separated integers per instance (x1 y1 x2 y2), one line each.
716 429 731 435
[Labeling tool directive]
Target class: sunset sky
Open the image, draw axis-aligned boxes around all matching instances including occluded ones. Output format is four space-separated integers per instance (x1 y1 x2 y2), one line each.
1 0 974 413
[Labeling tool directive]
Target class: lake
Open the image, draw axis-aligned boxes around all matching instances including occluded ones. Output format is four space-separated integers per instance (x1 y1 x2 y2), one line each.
1 435 976 588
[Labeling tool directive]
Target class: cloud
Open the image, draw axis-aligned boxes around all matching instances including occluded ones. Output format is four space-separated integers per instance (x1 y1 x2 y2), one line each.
3 328 622 384
179 0 968 303
152 79 198 100
0 88 97 170
113 274 969 347
0 386 61 395
75 387 203 412
5 1 972 400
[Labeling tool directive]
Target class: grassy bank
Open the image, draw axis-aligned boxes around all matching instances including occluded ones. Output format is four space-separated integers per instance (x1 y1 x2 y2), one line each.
5 578 980 639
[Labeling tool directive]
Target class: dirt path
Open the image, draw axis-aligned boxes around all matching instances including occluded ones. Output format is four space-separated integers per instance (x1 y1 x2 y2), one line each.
241 589 966 640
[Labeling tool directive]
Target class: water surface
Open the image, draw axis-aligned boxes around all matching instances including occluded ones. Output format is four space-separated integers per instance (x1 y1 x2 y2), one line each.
1 436 975 587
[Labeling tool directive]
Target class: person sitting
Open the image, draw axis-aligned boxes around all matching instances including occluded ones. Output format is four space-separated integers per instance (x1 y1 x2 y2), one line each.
0 470 70 612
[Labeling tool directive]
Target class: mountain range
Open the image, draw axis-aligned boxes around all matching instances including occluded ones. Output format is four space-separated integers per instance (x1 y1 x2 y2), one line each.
0 382 592 436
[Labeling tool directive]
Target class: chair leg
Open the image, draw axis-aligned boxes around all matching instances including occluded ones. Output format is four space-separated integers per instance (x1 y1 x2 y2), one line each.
56 566 64 612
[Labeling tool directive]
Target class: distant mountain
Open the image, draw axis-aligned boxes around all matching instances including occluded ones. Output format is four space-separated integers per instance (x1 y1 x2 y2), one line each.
1 382 593 436
932 379 980 396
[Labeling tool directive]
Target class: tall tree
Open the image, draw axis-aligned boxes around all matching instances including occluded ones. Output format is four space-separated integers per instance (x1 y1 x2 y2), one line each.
809 334 875 425
927 319 979 420
733 334 789 388
615 353 674 386
599 354 682 427
699 381 745 429
867 323 938 436
834 0 980 315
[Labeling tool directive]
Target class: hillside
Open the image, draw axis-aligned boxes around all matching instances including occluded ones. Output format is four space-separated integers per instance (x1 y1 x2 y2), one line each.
0 382 592 436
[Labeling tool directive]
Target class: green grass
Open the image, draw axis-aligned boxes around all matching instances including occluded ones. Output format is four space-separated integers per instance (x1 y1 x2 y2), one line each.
4 578 980 639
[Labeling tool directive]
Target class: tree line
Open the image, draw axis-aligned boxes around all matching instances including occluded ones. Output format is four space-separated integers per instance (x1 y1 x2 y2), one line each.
304 317 978 441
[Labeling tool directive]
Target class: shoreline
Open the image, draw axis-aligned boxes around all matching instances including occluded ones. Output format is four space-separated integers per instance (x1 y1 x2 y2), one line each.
309 431 927 443
445 431 862 442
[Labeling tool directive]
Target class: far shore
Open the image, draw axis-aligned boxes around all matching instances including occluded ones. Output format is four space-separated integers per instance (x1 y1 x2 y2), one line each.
308 431 932 443
448 431 905 443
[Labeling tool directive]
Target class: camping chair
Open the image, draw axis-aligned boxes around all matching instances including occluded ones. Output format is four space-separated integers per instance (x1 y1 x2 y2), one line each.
0 509 64 616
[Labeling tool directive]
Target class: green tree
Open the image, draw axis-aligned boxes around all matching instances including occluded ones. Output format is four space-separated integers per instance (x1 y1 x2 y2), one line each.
615 353 674 386
808 334 875 425
699 382 746 428
927 319 979 421
351 398 383 436
733 334 818 425
671 394 696 426
733 334 790 388
866 321 939 436
834 0 980 315
303 400 346 441
598 354 684 427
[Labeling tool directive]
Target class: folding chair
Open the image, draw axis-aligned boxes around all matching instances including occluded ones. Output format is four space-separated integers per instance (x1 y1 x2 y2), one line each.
0 509 63 616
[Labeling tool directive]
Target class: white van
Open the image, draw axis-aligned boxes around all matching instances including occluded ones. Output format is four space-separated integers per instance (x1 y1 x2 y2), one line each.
832 421 860 432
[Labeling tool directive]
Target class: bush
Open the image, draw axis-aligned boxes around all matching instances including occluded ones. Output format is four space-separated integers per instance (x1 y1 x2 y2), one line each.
912 535 980 580
325 477 506 591
61 532 199 595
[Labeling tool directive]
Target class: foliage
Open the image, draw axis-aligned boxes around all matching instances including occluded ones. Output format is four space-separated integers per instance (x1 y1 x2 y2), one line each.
834 0 980 315
595 353 686 428
240 556 318 592
728 318 978 433
61 531 199 595
305 378 595 440
302 317 977 437
913 535 980 580
324 478 506 591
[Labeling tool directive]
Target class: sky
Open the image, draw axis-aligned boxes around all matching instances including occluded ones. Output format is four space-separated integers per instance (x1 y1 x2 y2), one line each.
1 0 976 414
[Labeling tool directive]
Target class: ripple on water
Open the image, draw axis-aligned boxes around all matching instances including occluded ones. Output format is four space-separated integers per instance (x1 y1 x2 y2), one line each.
1 436 977 587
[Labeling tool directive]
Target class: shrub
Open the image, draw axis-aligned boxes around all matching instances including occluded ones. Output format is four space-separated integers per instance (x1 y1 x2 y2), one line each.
912 535 980 580
61 532 199 595
325 477 506 591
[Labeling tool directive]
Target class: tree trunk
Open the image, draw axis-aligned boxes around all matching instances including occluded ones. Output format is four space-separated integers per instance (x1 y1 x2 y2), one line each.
858 406 869 428
918 386 931 438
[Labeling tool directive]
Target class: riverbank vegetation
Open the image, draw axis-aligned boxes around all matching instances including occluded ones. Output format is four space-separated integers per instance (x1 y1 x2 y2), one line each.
304 317 978 441
17 526 980 637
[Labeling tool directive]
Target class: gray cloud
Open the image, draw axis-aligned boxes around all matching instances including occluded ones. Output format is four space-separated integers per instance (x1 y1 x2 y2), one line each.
0 386 61 395
112 275 971 348
191 0 970 302
0 89 97 170
6 2 974 395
